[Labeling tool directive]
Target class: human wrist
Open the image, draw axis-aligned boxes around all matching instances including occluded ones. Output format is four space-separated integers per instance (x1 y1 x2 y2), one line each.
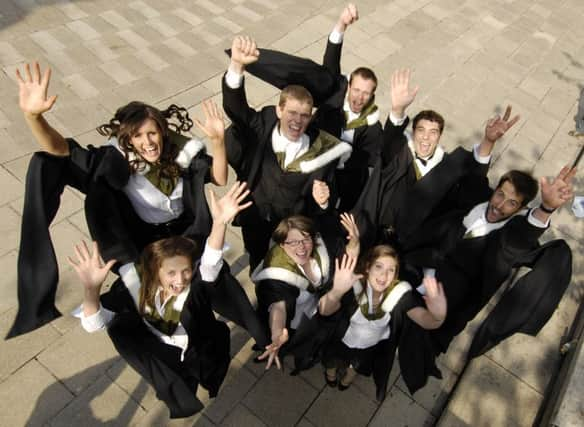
539 203 556 214
228 61 244 75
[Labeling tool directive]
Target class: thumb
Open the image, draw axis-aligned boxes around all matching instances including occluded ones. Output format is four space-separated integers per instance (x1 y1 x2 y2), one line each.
104 259 117 271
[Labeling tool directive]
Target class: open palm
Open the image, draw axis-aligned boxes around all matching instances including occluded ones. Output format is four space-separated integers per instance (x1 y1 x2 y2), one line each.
16 62 57 116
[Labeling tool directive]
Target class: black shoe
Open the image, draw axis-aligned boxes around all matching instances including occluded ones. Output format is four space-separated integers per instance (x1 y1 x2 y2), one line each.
324 371 338 387
338 381 351 391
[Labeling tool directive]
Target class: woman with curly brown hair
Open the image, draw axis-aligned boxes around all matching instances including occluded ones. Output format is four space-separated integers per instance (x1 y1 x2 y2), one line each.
8 61 227 337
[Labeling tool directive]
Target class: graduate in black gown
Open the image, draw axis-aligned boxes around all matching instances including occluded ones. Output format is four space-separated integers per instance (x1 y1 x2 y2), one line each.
222 36 352 271
9 62 228 337
68 182 253 418
251 207 360 372
400 166 575 391
318 246 446 402
224 4 383 212
315 3 383 211
353 69 520 249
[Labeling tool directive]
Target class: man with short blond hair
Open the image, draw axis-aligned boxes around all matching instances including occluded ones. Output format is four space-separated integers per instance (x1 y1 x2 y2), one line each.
223 36 351 270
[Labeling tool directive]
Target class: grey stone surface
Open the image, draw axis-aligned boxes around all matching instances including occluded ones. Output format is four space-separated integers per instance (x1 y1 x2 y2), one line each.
1 0 583 426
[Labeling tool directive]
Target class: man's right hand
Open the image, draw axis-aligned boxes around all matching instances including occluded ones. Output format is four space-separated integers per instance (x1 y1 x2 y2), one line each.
335 3 359 33
390 68 419 119
230 36 260 74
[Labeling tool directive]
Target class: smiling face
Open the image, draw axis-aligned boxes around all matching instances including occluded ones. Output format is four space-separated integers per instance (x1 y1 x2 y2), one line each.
412 119 441 158
129 118 164 163
347 75 376 114
486 180 524 223
366 255 398 295
276 98 312 141
280 228 314 267
158 255 193 298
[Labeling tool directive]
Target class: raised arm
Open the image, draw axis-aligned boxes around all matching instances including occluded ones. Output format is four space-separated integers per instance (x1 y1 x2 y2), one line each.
323 3 358 75
16 62 68 156
319 253 361 316
207 181 252 251
532 165 576 223
194 99 227 186
68 241 116 319
340 212 360 259
477 105 520 157
382 69 418 162
222 36 261 128
407 276 446 329
390 68 418 121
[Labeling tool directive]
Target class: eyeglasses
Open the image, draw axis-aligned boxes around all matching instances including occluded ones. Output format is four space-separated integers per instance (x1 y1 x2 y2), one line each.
283 237 312 248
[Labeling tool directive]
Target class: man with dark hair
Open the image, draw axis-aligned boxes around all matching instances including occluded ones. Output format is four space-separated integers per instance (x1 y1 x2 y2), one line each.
317 3 383 211
353 68 520 248
222 36 352 270
398 165 575 393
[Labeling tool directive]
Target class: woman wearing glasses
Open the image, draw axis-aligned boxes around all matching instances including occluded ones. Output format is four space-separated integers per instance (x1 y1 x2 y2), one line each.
251 206 360 372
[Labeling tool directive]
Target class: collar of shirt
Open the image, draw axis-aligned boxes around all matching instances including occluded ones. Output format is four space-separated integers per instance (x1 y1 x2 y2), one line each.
406 135 445 177
462 201 521 238
271 125 310 168
343 100 361 123
153 286 189 317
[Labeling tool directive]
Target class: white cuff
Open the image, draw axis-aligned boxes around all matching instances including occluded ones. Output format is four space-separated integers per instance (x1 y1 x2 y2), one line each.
472 143 491 164
389 112 407 126
528 208 551 228
225 68 243 89
329 30 344 44
199 239 224 282
80 306 115 333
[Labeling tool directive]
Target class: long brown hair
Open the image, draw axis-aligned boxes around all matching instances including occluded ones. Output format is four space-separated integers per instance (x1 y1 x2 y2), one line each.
138 236 198 314
97 102 193 180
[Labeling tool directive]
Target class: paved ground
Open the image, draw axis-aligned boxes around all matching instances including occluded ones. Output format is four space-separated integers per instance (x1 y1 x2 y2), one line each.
0 0 583 426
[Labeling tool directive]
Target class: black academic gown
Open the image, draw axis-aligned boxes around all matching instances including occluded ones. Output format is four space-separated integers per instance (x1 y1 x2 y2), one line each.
222 74 343 269
351 117 488 250
7 139 212 338
229 44 383 212
400 180 573 390
101 264 231 419
252 213 349 372
324 285 427 401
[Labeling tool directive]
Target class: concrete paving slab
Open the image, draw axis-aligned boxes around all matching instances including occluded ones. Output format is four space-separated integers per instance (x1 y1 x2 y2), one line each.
243 368 318 427
49 373 147 427
36 326 119 395
204 357 258 424
0 358 73 427
305 384 377 427
0 307 61 381
220 403 266 427
0 250 18 314
369 387 435 427
438 356 543 427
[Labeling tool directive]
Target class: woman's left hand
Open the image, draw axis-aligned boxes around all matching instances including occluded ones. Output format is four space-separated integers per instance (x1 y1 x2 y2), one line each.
194 99 225 143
